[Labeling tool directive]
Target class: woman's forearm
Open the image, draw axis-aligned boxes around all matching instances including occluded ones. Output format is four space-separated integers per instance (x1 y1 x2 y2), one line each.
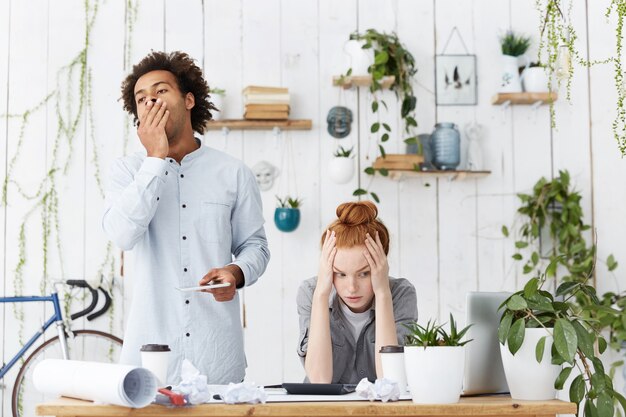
374 292 397 378
304 291 333 382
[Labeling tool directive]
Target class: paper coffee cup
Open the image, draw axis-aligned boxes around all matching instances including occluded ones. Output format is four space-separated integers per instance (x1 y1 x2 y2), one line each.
380 345 407 393
140 344 170 387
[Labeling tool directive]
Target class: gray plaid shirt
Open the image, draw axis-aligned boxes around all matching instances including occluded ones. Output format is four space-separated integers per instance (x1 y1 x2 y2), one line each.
296 276 418 383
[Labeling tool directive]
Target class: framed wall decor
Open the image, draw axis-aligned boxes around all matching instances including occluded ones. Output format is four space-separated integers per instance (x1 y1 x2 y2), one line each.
435 54 477 106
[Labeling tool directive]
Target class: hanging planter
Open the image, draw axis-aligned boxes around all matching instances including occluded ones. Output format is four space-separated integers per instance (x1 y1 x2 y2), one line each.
274 196 302 233
328 146 355 184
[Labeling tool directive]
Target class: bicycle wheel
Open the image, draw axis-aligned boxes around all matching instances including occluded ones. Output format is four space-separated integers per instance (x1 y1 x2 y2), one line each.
11 329 123 417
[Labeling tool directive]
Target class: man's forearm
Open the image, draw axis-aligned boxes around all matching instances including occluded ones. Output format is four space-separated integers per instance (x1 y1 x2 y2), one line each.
224 264 245 288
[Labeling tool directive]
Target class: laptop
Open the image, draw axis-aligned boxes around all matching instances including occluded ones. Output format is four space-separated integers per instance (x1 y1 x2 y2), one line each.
462 291 511 396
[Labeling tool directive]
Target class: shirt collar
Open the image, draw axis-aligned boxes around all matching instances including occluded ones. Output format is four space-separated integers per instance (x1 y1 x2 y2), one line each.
180 137 205 163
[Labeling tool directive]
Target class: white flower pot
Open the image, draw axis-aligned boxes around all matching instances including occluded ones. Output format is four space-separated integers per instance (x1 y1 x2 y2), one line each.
404 346 465 404
522 67 550 93
211 94 224 120
328 157 355 184
343 40 372 76
499 54 524 93
500 327 561 400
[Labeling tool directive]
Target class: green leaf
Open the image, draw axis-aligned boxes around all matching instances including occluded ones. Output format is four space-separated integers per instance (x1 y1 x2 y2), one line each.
515 241 529 249
382 123 391 132
572 320 594 358
379 145 386 158
346 68 353 76
374 50 389 65
554 319 578 363
502 225 509 237
371 122 380 133
608 254 619 271
585 398 599 417
569 374 585 404
364 167 375 175
613 391 626 417
545 256 560 277
536 336 547 363
353 188 367 196
598 336 608 354
556 281 579 297
370 192 380 203
507 294 528 311
524 278 539 299
555 366 573 389
498 312 513 344
379 168 389 177
371 101 379 113
598 392 614 417
507 318 526 355
381 133 389 142
512 253 523 260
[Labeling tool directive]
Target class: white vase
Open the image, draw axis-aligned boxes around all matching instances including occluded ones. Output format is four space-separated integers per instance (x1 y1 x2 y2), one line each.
500 327 561 400
343 40 372 76
211 94 224 120
404 346 465 404
522 67 550 93
499 55 524 93
328 157 355 184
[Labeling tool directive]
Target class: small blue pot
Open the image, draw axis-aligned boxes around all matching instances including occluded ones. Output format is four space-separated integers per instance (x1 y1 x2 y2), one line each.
274 208 300 232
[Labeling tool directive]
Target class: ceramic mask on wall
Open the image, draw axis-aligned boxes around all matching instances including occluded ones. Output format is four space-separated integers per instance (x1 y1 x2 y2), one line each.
326 106 353 139
252 161 280 191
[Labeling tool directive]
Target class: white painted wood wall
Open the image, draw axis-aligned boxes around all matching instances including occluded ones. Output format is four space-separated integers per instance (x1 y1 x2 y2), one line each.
1 0 625 414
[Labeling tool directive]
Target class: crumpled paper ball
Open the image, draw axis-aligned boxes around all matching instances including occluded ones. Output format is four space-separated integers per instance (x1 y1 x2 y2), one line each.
356 377 400 402
222 382 267 404
173 359 211 404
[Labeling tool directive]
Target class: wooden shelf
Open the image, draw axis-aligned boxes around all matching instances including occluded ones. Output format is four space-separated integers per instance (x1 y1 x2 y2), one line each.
333 75 395 89
205 119 312 131
386 169 491 181
491 92 558 105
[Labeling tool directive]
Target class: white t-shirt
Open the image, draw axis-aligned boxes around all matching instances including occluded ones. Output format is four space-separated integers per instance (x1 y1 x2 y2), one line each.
339 300 373 342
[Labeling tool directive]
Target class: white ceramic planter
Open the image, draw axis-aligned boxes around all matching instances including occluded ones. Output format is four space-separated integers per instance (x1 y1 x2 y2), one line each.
344 40 372 76
404 346 465 404
500 327 561 400
499 54 524 93
522 67 550 93
328 157 355 184
211 94 224 120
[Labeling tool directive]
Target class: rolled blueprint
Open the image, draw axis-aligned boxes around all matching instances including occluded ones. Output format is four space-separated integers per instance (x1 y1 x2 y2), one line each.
33 359 157 408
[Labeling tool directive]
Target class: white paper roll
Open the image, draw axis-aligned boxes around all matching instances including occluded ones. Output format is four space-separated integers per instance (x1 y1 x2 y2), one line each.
33 359 157 408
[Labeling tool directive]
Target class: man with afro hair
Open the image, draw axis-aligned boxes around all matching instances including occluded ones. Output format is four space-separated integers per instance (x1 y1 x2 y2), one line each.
103 51 270 384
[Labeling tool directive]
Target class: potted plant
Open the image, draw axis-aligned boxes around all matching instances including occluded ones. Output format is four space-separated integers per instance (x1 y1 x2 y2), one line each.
345 29 418 203
209 87 226 120
497 261 626 416
403 314 472 404
499 30 531 93
274 196 302 233
522 62 550 93
328 146 355 185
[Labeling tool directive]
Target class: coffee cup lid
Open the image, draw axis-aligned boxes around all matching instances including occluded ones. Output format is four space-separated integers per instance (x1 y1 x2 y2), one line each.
140 344 171 352
379 345 404 353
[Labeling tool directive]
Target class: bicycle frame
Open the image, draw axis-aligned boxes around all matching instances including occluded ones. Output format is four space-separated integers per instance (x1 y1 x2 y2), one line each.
0 292 69 380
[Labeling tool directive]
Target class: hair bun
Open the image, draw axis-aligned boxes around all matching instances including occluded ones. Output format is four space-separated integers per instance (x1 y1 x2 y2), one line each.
336 201 378 226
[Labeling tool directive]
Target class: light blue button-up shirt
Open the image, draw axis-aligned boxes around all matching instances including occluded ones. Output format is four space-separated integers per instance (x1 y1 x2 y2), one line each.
102 142 270 384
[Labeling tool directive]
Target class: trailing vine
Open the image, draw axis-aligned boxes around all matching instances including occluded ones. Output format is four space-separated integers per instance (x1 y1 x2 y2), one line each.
1 0 132 345
347 29 418 204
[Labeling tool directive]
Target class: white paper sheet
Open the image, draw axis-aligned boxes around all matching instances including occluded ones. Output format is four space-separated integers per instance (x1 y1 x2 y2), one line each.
33 359 157 408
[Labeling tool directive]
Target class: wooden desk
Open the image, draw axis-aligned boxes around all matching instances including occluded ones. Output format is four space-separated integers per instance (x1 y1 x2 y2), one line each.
37 395 576 417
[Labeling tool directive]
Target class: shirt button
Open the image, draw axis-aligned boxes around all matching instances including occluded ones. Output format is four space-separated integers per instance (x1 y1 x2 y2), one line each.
182 236 187 240
359 370 365 375
186 333 190 337
182 204 186 208
180 174 184 178
156 197 160 201
184 268 188 272
185 300 190 304
165 171 168 175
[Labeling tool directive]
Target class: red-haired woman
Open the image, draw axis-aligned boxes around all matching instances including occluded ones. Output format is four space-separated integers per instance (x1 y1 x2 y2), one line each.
296 201 418 383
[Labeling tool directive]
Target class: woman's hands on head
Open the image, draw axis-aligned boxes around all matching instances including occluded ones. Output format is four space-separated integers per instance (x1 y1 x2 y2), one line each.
363 231 391 297
315 229 337 298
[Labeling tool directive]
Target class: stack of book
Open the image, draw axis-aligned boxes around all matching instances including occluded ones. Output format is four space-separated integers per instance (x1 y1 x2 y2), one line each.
243 86 290 120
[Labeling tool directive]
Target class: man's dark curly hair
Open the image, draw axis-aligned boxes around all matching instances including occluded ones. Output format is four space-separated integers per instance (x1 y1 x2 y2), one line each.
121 51 216 134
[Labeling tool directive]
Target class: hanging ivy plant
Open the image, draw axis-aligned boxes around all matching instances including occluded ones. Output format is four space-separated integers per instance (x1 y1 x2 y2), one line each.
346 29 418 203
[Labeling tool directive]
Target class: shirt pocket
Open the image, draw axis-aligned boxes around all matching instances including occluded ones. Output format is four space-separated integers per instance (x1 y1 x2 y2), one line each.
198 201 231 244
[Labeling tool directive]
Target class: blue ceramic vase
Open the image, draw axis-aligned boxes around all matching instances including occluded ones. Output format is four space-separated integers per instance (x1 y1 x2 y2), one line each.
431 122 460 171
274 208 300 232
